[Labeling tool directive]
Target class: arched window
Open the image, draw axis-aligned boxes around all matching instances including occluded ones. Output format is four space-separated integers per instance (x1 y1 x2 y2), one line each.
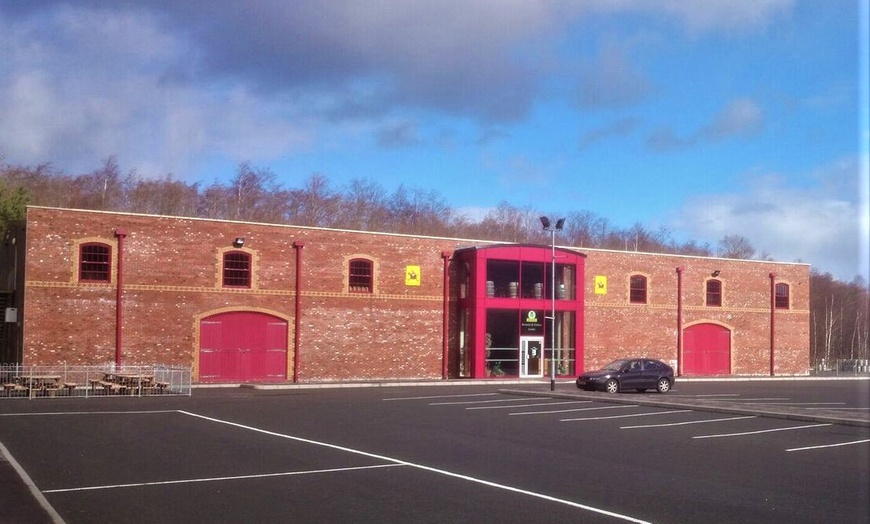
79 243 111 282
706 279 722 307
629 275 647 304
223 251 251 288
775 283 790 309
349 258 373 293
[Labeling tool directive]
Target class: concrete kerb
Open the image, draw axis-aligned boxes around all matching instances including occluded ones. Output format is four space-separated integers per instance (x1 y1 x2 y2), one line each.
497 385 870 428
221 377 870 428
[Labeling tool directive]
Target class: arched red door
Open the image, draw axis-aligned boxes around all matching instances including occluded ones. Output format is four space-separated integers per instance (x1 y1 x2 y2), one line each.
200 312 288 383
683 323 731 375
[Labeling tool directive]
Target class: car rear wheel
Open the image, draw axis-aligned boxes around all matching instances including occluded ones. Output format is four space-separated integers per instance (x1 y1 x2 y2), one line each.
656 378 671 393
604 379 619 393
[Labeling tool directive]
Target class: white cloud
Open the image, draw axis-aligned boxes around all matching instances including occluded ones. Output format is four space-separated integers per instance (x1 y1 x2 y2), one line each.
672 157 868 282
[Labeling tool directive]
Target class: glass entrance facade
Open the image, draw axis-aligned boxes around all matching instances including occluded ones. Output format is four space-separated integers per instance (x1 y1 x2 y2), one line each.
454 245 586 379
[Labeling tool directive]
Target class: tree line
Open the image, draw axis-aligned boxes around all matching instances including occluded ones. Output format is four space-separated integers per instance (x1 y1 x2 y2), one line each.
1 157 867 366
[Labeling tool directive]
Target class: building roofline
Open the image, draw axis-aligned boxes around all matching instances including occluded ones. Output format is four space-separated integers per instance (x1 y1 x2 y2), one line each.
25 205 810 269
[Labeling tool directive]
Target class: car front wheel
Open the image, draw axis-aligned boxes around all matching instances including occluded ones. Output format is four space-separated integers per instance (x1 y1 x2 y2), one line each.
656 378 671 393
604 379 619 393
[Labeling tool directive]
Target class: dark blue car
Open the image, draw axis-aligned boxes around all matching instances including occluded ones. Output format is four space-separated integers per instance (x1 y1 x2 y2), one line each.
576 358 674 393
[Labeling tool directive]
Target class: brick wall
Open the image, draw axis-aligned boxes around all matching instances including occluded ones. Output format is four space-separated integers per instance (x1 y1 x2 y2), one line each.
21 207 810 380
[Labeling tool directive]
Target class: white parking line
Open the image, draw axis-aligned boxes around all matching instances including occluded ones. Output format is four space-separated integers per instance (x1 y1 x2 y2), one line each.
750 402 846 406
175 411 653 523
561 410 690 422
383 393 499 401
718 398 790 402
42 464 404 493
467 401 591 411
621 415 757 429
510 405 637 416
670 394 739 398
430 398 548 406
693 423 832 439
786 439 870 452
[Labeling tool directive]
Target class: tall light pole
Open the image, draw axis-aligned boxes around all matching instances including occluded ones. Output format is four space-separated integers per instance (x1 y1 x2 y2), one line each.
540 216 564 391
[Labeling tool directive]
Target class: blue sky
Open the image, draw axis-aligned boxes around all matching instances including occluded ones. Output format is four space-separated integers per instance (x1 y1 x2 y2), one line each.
1 1 868 282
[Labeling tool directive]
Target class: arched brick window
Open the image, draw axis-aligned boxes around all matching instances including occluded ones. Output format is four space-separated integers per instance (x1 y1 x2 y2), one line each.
79 243 111 282
629 275 647 304
349 258 373 293
223 251 251 288
775 283 790 309
706 279 722 307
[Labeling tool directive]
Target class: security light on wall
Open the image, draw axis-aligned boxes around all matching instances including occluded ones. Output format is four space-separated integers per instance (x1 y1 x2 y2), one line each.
712 270 721 277
233 237 245 248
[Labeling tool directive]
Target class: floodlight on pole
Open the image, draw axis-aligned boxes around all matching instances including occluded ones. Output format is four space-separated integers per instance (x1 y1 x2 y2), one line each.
540 216 564 392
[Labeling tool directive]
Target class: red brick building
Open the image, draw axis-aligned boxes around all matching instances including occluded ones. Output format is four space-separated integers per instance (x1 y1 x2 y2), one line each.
0 207 810 382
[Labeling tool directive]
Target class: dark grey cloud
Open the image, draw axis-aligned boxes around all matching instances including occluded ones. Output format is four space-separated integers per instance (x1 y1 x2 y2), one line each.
375 121 419 149
646 98 764 152
578 117 640 150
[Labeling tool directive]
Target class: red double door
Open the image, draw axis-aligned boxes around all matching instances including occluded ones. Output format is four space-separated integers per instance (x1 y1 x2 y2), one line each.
683 323 731 376
200 312 288 383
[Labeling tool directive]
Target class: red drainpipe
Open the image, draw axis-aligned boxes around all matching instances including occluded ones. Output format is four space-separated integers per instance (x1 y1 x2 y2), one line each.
292 241 305 383
676 266 684 376
769 272 776 376
441 251 452 379
113 229 128 370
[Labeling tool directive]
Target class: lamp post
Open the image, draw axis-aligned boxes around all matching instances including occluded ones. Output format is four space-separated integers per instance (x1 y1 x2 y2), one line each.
540 216 564 391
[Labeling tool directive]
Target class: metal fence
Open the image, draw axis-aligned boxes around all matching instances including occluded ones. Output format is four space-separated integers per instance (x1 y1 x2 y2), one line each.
0 364 192 399
811 359 870 376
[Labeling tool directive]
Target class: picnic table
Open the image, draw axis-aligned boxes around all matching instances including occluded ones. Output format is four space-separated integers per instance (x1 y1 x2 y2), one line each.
2 375 62 397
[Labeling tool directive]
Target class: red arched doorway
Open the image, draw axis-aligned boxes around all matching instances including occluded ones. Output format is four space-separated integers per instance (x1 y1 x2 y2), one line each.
199 311 288 383
683 323 731 376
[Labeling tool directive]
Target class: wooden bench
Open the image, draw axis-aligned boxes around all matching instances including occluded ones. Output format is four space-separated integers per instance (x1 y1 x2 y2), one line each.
2 382 27 397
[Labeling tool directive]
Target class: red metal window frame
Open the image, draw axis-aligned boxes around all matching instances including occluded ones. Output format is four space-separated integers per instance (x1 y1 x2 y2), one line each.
79 243 111 282
349 259 373 293
223 251 251 288
706 279 722 307
629 275 647 304
775 283 790 309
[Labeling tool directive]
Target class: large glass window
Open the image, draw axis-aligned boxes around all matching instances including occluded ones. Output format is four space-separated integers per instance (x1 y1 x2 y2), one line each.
485 309 520 376
546 263 576 300
79 243 111 282
520 261 545 298
486 260 520 297
546 311 576 376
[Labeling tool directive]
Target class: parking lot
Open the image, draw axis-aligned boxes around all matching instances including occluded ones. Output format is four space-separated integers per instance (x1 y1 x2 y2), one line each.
1 378 868 523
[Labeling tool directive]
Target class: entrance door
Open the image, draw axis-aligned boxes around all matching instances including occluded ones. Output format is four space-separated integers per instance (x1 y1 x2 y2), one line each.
520 337 544 378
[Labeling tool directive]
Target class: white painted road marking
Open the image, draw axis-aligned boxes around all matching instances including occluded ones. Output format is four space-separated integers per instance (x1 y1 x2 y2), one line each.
174 410 653 523
693 423 832 439
467 401 591 410
786 439 870 452
42 464 405 493
510 404 637 416
621 415 757 429
562 410 691 422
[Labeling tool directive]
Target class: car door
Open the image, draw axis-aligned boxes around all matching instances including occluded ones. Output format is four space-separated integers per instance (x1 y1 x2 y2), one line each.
639 360 662 389
621 359 644 389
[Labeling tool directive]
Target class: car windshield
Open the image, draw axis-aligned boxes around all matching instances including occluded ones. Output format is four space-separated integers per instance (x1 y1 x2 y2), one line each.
603 359 629 371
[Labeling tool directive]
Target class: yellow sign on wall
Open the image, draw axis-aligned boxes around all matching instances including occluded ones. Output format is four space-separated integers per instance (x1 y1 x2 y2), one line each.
405 265 421 286
594 275 607 294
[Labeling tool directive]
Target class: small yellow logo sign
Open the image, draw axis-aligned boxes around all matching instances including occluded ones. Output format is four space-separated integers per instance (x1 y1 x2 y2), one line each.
594 275 607 295
405 265 421 286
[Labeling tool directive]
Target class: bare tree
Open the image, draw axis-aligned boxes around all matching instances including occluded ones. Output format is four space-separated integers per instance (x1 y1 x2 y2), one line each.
718 234 756 259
